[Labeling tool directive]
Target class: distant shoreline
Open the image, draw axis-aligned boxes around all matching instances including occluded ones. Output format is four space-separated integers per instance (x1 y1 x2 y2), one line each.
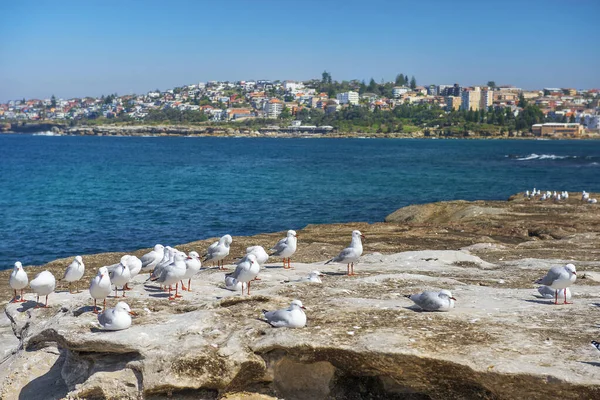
2 124 600 140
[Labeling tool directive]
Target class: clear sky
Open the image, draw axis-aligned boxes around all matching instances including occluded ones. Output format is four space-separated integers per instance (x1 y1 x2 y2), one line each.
1 0 599 101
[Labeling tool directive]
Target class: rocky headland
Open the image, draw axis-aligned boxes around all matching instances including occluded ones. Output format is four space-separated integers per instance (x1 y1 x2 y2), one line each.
1 194 600 399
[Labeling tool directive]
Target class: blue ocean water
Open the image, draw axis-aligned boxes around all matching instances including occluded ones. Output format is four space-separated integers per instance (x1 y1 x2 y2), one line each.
1 134 599 268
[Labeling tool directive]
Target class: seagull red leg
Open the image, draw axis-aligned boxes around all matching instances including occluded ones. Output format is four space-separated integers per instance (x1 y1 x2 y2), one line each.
10 290 17 303
563 288 572 304
21 289 25 302
175 282 182 298
554 290 558 305
93 299 98 314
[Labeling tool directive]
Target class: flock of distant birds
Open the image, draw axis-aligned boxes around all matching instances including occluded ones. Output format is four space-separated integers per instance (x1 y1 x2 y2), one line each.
7 221 600 352
524 188 597 203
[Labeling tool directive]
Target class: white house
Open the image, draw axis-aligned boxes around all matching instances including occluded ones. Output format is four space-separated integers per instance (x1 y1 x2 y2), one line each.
336 91 359 105
392 86 410 98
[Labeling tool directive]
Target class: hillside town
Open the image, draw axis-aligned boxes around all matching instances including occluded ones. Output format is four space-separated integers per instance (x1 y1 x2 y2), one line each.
1 75 599 137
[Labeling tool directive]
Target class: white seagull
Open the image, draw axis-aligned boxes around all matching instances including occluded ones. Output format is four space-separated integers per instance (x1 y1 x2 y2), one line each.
90 266 112 314
30 270 56 308
224 276 247 292
61 255 85 293
289 270 324 284
9 261 28 303
535 263 577 304
238 245 269 281
181 251 202 291
124 255 142 289
405 289 456 312
203 234 233 270
109 262 131 298
150 252 187 300
262 300 307 328
269 230 298 269
229 253 260 295
98 301 135 331
325 230 365 276
140 244 165 273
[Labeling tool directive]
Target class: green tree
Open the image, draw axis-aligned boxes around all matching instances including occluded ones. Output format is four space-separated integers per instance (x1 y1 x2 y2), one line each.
50 95 57 108
518 93 528 108
486 81 496 89
569 114 576 123
279 107 292 119
395 74 405 86
410 76 417 90
367 78 378 93
321 71 332 84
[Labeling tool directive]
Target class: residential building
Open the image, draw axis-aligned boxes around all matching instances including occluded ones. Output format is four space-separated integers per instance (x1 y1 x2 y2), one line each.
392 86 410 98
336 91 359 105
427 85 438 96
461 87 481 111
531 123 583 137
325 99 340 114
265 99 283 118
441 84 462 97
480 88 494 110
446 96 462 111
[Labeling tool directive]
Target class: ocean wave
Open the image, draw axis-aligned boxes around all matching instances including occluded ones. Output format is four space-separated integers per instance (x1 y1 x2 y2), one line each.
510 153 576 161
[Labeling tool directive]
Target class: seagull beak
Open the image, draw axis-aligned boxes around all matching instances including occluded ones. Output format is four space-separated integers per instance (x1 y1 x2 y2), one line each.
129 311 136 316
451 297 457 301
301 306 307 310
573 272 577 275
361 234 365 239
295 234 299 238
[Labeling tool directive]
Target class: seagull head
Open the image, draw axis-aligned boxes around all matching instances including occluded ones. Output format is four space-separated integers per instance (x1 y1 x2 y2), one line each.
247 254 258 264
98 266 109 278
116 301 135 315
440 289 457 301
352 230 365 239
120 255 130 265
189 251 200 259
154 244 164 252
75 255 83 264
309 270 323 277
291 299 306 310
565 263 576 275
288 230 297 238
14 261 23 271
222 234 233 245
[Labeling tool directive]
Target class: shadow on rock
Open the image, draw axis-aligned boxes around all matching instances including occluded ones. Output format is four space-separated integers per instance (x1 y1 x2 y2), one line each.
18 351 68 400
74 305 97 317
17 301 40 312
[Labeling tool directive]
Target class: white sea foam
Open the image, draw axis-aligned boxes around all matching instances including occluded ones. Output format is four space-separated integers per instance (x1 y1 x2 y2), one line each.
514 153 572 161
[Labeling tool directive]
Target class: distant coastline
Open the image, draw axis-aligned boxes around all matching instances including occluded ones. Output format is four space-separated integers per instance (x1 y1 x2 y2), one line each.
2 122 600 140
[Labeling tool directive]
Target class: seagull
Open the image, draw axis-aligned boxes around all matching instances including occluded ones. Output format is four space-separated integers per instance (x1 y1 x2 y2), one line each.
150 252 187 300
224 275 247 292
181 251 201 291
98 301 135 331
405 289 456 312
537 286 571 300
262 300 307 328
140 244 165 273
592 341 600 352
238 245 269 281
325 230 365 276
150 246 176 289
109 262 131 298
90 266 112 314
29 271 56 308
582 191 589 201
9 261 28 303
589 198 598 204
229 253 259 295
269 230 298 269
288 270 324 284
535 263 577 304
203 234 232 270
124 255 142 290
61 255 85 293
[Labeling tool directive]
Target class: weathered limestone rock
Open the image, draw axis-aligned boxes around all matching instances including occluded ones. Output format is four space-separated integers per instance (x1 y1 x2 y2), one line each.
2 250 600 399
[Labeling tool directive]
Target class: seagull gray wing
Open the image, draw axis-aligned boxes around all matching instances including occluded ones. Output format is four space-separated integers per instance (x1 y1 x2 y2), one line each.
536 266 563 286
270 237 288 255
412 291 443 311
141 252 157 267
98 310 114 328
332 247 354 263
263 309 292 327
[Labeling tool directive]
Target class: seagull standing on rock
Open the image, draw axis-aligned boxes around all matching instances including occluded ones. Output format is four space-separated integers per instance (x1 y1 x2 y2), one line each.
325 230 365 276
204 234 232 270
239 245 269 281
150 252 187 300
228 253 259 295
262 300 307 328
109 262 131 298
124 255 142 290
30 271 56 308
270 230 298 269
98 301 135 331
181 251 201 291
61 255 85 293
90 266 113 313
9 261 28 303
535 263 577 305
140 244 165 274
405 289 456 312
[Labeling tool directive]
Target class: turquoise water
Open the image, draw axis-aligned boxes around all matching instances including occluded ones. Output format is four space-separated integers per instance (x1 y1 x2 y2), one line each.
1 134 599 268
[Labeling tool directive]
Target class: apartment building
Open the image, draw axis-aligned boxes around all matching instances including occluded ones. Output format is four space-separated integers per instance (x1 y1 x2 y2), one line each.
336 91 359 105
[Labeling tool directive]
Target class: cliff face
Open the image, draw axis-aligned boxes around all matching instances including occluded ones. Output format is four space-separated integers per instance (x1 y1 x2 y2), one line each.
2 195 600 399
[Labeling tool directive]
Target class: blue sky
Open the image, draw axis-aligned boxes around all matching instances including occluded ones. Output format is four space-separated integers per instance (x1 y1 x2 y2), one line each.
1 0 599 101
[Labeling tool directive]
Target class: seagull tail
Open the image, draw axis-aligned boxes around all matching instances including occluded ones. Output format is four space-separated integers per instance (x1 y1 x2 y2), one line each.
403 295 412 299
324 259 333 265
261 309 269 315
